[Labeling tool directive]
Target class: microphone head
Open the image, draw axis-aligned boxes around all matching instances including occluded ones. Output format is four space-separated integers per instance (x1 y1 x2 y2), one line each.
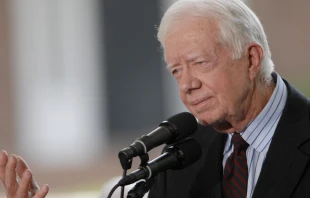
166 137 202 170
160 112 198 144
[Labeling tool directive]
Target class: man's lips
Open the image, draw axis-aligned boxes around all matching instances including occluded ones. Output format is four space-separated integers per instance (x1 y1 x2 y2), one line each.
190 97 212 106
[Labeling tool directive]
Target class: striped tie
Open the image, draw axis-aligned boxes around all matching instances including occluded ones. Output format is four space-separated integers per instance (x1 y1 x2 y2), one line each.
223 133 249 198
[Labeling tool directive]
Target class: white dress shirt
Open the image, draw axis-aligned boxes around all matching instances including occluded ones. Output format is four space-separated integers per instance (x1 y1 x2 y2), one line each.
223 73 288 198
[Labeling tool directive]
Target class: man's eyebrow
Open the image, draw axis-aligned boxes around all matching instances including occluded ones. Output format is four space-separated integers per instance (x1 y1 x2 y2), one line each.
166 55 200 69
188 56 199 63
166 63 176 69
166 55 204 69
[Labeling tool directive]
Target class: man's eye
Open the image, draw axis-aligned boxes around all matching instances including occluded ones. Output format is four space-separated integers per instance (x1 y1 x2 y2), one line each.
172 69 179 75
196 61 206 65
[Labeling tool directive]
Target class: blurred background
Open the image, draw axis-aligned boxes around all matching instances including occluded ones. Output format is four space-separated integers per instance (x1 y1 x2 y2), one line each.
0 0 309 197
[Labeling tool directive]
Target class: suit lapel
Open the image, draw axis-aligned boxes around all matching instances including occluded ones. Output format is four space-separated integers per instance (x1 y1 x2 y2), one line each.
252 80 310 198
191 132 225 198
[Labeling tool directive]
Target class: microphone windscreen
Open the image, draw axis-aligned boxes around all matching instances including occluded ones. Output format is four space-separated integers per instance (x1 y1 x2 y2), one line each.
164 112 198 143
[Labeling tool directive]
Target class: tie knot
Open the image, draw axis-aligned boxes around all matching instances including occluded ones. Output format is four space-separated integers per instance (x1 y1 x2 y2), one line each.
232 133 249 153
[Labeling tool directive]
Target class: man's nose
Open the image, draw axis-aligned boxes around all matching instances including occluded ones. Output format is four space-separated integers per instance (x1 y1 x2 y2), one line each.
179 72 201 94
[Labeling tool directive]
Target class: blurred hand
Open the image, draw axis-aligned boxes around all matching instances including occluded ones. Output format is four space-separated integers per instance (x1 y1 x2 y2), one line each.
0 150 49 198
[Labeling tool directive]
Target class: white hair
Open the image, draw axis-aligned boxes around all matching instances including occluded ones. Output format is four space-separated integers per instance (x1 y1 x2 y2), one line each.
158 0 274 84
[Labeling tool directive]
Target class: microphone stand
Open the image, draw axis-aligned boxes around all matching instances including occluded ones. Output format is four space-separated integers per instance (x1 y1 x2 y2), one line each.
119 153 149 198
119 156 132 198
127 178 155 198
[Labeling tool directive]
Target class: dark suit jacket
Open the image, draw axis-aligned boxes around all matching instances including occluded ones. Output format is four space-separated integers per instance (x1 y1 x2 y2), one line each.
148 80 310 198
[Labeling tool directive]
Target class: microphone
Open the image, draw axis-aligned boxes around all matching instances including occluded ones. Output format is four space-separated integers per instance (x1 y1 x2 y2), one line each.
127 178 155 198
118 137 202 186
118 112 198 165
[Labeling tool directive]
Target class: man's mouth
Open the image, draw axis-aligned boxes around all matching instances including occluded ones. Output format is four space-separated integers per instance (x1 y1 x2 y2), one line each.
190 96 212 106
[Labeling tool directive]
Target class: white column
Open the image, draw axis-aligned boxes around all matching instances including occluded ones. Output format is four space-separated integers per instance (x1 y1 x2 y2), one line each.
9 0 107 169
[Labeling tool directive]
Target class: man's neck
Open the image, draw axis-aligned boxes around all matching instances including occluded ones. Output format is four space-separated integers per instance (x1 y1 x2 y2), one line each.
213 80 276 133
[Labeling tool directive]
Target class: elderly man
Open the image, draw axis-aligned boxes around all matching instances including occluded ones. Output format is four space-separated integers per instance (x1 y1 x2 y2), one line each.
148 0 310 198
0 0 309 198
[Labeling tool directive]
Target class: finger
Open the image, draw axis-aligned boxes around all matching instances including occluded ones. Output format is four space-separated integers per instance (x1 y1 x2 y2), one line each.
33 184 49 198
0 150 8 182
16 156 40 193
4 154 18 196
29 176 40 195
16 156 29 178
16 169 32 197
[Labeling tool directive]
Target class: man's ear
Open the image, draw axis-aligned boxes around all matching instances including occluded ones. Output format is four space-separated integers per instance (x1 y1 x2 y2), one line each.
247 43 263 82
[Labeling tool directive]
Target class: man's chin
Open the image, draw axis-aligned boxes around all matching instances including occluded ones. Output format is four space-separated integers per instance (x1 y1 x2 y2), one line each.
197 119 211 126
194 111 217 125
196 117 214 126
197 117 235 134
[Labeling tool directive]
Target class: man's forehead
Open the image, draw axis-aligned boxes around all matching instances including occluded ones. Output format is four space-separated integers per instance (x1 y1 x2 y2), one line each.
165 16 219 37
164 23 219 48
164 17 220 50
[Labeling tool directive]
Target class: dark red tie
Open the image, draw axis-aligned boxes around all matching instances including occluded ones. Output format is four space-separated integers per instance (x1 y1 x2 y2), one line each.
223 133 249 198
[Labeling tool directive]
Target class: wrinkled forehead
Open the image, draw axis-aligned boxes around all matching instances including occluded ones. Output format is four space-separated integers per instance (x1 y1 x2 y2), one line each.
163 17 221 59
164 17 220 47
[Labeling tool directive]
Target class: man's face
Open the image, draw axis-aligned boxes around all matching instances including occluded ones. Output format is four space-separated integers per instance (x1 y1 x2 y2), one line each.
164 18 252 133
